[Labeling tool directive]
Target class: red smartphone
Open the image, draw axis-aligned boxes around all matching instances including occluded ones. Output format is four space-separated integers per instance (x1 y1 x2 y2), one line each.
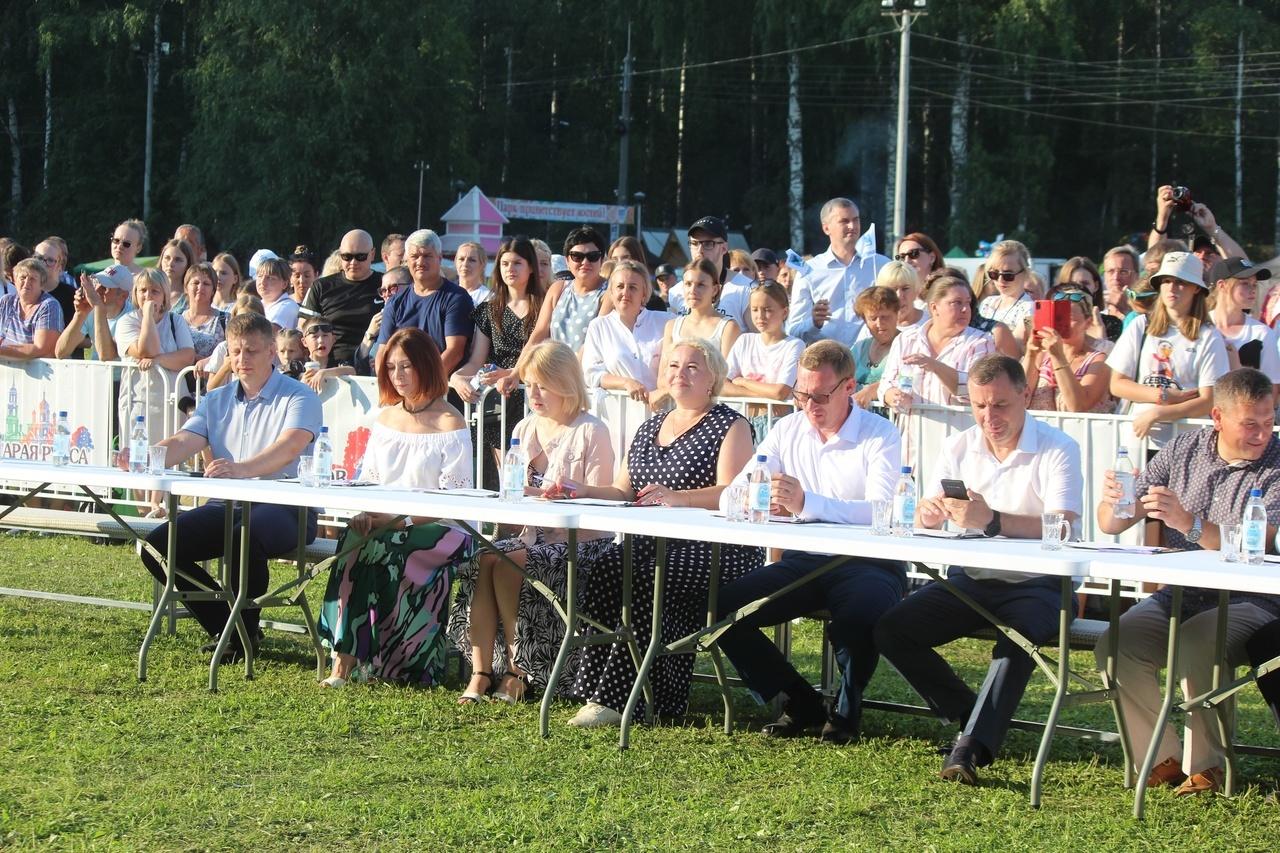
1034 300 1071 336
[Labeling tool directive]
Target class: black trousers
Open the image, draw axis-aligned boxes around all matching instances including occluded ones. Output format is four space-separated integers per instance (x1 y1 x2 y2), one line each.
1246 617 1280 729
141 501 317 640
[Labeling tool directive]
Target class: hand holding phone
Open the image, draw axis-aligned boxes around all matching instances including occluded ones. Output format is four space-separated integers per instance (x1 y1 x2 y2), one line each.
940 479 970 501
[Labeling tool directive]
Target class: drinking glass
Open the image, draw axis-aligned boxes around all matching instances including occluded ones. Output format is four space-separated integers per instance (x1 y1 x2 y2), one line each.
725 484 749 522
1040 512 1071 551
297 456 316 488
871 499 893 536
147 445 167 475
1220 523 1241 563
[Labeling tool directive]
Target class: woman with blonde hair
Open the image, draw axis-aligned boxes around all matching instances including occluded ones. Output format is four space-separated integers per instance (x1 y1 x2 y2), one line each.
977 240 1036 354
1106 251 1229 444
211 252 244 309
449 340 617 703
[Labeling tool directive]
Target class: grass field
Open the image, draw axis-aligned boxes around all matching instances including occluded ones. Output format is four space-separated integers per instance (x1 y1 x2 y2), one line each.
2 534 1280 850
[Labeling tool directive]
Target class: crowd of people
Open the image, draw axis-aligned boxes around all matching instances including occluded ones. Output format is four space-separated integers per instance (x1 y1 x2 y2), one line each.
3 184 1280 797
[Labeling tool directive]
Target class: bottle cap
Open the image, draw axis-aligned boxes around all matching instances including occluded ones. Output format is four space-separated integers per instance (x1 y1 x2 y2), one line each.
320 426 329 434
135 415 144 422
756 454 766 462
511 438 520 447
900 465 911 474
59 411 67 417
1117 448 1128 456
1251 488 1263 497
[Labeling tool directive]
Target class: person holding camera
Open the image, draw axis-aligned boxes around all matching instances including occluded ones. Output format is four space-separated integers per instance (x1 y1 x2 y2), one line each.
1148 185 1246 260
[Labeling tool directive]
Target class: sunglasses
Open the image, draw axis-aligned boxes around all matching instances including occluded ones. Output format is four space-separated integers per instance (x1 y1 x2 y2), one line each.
987 268 1025 282
791 376 851 406
566 250 604 264
111 237 133 249
894 248 926 262
379 285 402 296
1052 290 1093 309
339 252 369 262
305 324 335 336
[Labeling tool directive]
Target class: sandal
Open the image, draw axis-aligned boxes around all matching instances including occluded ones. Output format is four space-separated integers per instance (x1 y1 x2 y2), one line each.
492 670 530 704
458 671 494 705
320 675 348 689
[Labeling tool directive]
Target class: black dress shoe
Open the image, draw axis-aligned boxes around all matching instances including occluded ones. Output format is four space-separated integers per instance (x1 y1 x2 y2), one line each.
208 631 262 664
201 629 264 655
762 711 823 738
940 737 981 785
819 716 860 745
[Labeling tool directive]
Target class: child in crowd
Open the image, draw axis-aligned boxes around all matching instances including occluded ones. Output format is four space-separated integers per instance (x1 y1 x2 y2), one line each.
722 282 804 439
205 294 265 390
300 315 355 392
256 258 299 331
851 286 901 409
275 328 307 379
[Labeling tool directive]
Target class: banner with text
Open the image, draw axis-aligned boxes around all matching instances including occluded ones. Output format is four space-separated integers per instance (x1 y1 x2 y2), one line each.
493 197 634 226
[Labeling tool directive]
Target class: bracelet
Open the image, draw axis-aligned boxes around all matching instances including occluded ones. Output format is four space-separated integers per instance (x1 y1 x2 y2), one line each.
1150 221 1167 235
1053 364 1070 372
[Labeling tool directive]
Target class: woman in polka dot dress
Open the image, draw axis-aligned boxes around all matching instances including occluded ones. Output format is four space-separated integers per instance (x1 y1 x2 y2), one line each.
566 338 763 728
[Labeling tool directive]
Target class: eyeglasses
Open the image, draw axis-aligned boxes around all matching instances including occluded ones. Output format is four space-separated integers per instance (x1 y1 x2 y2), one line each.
987 268 1025 282
791 376 851 406
566 250 604 264
894 248 926 262
305 324 334 336
339 252 369 262
689 239 726 251
34 254 56 265
111 237 133 249
1103 267 1134 278
379 285 402 297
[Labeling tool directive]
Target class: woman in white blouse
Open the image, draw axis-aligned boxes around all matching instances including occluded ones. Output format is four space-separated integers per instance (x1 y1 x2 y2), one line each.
317 328 474 688
878 275 997 410
977 240 1035 357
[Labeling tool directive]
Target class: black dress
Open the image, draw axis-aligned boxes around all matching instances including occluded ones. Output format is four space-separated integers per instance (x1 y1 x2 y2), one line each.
570 403 764 718
474 301 530 489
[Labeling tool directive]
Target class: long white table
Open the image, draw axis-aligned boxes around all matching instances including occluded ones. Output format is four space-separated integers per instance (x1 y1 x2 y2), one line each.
1087 549 1280 818
562 505 1094 806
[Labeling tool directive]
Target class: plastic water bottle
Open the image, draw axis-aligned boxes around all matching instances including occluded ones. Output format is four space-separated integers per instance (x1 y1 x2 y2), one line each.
52 411 71 466
1113 448 1136 520
892 466 916 537
501 438 528 501
1242 487 1267 565
748 454 772 524
471 363 498 391
129 416 147 474
895 370 915 414
313 426 333 486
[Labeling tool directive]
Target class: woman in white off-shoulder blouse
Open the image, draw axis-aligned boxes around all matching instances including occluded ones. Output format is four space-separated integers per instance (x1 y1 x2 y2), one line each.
317 328 475 688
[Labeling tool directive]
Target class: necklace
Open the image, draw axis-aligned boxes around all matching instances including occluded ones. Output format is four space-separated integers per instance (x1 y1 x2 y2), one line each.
401 398 432 415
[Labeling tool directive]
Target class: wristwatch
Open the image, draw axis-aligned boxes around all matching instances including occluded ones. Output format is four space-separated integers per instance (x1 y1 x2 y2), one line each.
1185 516 1203 545
983 510 1002 538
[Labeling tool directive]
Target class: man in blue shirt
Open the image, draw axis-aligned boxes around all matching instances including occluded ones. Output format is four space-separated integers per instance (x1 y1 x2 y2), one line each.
129 313 322 662
376 229 473 374
785 198 890 346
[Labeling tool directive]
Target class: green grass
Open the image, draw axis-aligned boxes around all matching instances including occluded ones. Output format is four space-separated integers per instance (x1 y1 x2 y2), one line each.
3 534 1280 850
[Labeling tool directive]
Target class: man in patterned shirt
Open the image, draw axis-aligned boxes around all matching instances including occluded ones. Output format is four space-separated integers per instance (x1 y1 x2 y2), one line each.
1095 367 1280 796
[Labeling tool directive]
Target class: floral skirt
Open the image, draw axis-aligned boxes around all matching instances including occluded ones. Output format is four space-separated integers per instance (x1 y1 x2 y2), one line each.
318 523 472 686
448 532 614 694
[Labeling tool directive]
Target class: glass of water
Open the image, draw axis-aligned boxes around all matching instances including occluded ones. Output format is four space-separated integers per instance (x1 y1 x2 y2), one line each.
1220 522 1241 563
1041 512 1071 551
297 456 316 488
725 484 749 522
147 445 167 475
871 499 893 535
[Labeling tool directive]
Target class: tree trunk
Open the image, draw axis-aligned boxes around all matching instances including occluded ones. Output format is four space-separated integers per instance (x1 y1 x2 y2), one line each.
1150 0 1162 198
948 31 971 231
786 49 804 252
43 63 51 191
885 65 896 239
675 36 688 226
1235 1 1244 231
6 94 19 234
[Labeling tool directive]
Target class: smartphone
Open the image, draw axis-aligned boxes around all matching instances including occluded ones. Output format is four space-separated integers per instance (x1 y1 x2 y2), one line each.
1033 299 1072 336
940 479 969 500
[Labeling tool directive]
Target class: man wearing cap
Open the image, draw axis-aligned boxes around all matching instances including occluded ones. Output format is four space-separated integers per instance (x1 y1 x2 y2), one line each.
375 228 472 374
174 224 206 263
751 248 780 283
55 264 133 361
1095 367 1280 796
687 216 751 331
301 229 383 366
785 198 890 346
653 263 682 312
1207 257 1278 386
1106 250 1229 444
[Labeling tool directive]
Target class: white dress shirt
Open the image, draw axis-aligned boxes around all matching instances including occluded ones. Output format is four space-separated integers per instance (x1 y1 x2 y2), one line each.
928 415 1083 582
580 308 670 390
784 248 891 346
720 404 901 525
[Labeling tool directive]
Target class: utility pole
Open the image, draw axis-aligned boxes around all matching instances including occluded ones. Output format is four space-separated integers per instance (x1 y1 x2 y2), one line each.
501 46 514 191
614 23 634 242
882 1 927 249
1235 0 1244 231
415 161 428 229
142 11 160 222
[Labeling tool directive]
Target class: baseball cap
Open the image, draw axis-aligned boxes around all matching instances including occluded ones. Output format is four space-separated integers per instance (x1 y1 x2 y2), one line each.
1150 251 1207 290
688 216 728 242
750 248 779 267
654 263 676 278
248 248 280 278
1208 256 1271 284
551 254 574 281
92 264 133 290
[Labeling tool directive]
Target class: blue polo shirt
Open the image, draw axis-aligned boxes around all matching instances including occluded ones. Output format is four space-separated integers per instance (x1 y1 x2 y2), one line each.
376 279 475 353
183 368 322 479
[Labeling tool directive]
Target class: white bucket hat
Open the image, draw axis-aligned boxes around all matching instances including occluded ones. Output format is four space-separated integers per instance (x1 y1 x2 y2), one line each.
1151 250 1206 290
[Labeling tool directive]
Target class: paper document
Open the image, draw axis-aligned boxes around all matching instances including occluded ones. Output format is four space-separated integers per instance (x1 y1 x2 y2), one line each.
1065 542 1177 555
414 488 499 498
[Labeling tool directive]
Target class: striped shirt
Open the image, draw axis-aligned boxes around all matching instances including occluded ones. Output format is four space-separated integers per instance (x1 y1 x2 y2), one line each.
0 293 64 344
876 321 996 406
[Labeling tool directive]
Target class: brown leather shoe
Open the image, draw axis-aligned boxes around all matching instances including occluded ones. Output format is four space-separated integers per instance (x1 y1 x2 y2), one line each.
1145 757 1187 788
1174 766 1224 797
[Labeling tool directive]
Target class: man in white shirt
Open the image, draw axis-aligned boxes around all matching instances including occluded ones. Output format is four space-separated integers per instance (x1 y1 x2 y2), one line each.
874 354 1083 785
714 340 906 743
784 198 890 346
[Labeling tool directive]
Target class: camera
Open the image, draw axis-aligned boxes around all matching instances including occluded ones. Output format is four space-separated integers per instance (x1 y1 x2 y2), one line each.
1171 185 1193 212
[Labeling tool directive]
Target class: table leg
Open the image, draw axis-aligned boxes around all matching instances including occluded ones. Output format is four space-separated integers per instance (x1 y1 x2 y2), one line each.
1134 585 1182 820
540 529 578 738
1030 577 1072 807
1103 580 1134 789
620 537 666 750
1211 588 1236 796
137 492 180 682
704 542 733 735
208 501 254 691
